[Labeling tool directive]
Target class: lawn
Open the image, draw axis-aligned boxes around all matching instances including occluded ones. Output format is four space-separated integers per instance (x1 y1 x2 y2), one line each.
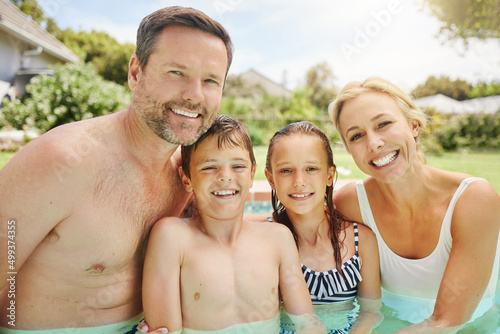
1 149 499 193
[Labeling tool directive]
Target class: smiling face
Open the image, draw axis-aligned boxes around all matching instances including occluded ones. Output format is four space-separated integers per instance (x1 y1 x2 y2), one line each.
265 134 334 217
129 25 228 145
180 135 256 220
338 92 420 182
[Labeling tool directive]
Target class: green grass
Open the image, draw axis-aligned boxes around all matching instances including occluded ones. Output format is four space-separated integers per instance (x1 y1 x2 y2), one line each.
0 152 16 170
2 149 499 193
253 147 500 193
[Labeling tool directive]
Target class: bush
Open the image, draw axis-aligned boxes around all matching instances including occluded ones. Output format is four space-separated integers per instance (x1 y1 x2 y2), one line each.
433 113 500 150
0 62 131 133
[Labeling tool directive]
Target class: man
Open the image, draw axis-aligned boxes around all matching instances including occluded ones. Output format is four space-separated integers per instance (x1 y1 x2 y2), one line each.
0 6 232 333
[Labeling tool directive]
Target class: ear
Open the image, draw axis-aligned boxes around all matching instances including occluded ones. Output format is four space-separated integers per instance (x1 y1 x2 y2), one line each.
410 120 420 138
264 169 276 190
128 54 142 92
327 165 335 187
178 166 193 193
249 164 257 188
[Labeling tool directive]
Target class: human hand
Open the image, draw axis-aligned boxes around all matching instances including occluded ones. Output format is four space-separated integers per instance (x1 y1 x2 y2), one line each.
136 321 169 333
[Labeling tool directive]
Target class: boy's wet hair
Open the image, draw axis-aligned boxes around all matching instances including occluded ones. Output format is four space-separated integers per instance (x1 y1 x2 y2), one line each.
181 115 256 179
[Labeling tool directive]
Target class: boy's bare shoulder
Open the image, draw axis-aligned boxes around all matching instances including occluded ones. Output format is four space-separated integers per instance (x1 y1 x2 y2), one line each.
151 216 195 238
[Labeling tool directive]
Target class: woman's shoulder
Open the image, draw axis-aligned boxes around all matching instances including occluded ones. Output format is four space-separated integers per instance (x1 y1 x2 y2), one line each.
333 181 363 222
428 166 493 196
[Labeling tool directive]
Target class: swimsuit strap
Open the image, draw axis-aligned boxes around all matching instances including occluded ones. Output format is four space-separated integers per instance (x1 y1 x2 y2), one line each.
352 222 359 253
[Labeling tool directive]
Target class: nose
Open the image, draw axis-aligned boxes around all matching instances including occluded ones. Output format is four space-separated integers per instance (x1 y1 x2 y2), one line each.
181 77 204 104
293 171 306 188
217 167 232 183
366 131 384 152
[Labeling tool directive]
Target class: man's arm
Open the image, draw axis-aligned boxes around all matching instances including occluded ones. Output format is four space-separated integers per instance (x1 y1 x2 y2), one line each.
143 218 184 333
396 180 500 333
0 133 86 289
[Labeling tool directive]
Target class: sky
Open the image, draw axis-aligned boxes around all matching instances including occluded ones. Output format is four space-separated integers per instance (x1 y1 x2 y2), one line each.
38 0 500 93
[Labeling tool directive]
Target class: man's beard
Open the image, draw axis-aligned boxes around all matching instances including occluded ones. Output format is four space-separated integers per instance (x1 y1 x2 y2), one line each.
139 95 215 146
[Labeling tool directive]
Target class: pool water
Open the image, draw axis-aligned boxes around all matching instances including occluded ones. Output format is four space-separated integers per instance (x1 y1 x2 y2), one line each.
244 201 273 215
280 298 500 333
246 201 500 332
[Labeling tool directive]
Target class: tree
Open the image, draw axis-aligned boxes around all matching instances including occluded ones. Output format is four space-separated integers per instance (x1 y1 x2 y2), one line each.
305 62 337 111
57 29 135 85
470 81 500 98
423 0 500 41
412 75 471 100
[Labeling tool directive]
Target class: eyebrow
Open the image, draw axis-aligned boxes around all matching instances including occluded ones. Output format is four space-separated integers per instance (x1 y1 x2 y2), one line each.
345 112 387 135
164 62 224 81
274 160 321 168
196 157 249 165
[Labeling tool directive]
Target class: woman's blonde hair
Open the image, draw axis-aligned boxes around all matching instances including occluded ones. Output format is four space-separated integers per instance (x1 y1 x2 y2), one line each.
328 76 428 163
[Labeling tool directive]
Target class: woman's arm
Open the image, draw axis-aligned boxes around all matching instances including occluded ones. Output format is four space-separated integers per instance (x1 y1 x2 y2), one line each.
396 180 500 333
143 218 184 333
349 224 383 334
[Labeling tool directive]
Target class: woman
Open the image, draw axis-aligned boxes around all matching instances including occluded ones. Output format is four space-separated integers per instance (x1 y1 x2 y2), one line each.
328 77 500 333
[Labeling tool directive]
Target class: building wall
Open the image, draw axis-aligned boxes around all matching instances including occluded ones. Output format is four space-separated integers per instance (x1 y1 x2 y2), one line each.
0 31 66 98
0 32 21 84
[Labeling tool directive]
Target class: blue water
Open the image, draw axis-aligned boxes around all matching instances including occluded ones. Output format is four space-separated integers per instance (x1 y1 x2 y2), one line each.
247 200 500 333
244 201 273 215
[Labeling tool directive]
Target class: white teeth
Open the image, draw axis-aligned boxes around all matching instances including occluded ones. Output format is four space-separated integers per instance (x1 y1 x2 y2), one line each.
213 190 236 196
172 108 198 118
372 151 397 167
290 193 311 198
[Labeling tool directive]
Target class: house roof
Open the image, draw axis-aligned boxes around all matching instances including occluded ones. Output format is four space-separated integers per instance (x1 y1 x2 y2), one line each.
0 0 79 63
414 94 466 113
414 93 500 114
239 69 292 99
461 95 500 114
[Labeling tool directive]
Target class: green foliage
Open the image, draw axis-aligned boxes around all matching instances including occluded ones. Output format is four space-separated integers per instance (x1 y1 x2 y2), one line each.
0 62 131 133
305 61 337 111
423 0 500 41
412 75 471 100
57 29 135 85
433 113 500 150
470 81 500 98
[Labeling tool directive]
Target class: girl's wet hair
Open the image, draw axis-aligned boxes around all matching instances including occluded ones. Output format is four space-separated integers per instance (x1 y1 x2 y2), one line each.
266 121 350 274
181 115 255 179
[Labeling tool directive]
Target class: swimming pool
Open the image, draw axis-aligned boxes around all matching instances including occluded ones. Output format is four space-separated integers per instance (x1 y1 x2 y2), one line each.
245 201 500 333
278 293 500 333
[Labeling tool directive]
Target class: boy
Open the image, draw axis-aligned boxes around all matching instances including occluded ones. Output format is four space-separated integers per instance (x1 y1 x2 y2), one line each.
142 115 326 333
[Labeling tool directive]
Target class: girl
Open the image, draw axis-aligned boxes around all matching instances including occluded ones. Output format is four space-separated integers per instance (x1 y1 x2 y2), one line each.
264 122 382 334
